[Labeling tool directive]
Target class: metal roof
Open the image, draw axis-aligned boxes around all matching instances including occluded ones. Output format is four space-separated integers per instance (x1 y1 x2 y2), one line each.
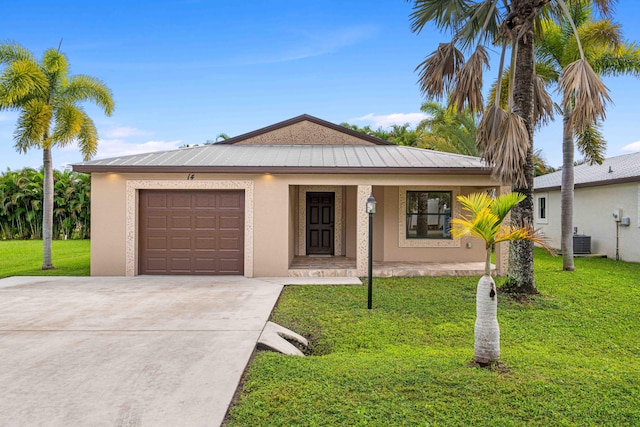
73 144 490 174
534 151 640 190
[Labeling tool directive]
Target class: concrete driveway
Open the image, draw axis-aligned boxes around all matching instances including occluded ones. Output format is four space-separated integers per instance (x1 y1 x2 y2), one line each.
0 276 284 426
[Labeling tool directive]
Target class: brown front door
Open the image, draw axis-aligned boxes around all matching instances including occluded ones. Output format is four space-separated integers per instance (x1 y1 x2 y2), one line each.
306 192 334 255
139 190 244 275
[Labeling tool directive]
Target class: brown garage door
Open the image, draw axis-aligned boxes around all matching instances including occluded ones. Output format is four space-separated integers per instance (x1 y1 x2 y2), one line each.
139 190 244 275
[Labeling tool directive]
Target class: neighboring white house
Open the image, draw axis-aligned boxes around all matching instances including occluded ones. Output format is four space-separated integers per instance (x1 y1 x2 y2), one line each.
533 152 640 263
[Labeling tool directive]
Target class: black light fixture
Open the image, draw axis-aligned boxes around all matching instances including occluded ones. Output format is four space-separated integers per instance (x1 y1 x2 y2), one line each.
366 194 376 309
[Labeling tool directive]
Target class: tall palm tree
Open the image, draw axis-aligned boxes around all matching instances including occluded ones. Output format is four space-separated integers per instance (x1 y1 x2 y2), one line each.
536 2 640 270
451 192 552 364
0 42 114 269
408 0 613 294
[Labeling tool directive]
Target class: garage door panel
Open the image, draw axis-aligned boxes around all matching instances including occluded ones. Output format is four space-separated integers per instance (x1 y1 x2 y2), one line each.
146 236 167 250
145 257 167 272
195 237 216 250
194 194 218 208
170 215 192 229
145 194 167 208
194 258 218 273
219 236 241 250
219 215 242 230
146 215 167 229
139 190 244 275
169 194 193 209
195 215 216 229
218 258 242 274
218 193 243 209
170 237 191 250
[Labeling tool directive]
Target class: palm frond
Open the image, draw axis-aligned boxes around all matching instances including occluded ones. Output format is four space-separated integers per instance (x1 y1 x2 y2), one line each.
63 75 115 116
535 18 566 66
487 70 509 109
450 45 488 113
490 192 525 222
591 43 640 77
578 19 620 54
454 0 501 47
450 209 499 245
476 104 506 163
495 223 555 254
13 100 52 152
42 48 69 78
560 58 611 132
492 112 529 188
409 0 471 34
575 123 606 165
78 115 98 160
415 42 464 100
52 104 84 146
533 74 555 127
0 42 35 64
456 192 492 216
0 59 49 108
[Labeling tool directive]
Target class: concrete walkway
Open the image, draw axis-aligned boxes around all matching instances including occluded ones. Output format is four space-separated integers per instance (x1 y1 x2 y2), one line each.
0 276 284 426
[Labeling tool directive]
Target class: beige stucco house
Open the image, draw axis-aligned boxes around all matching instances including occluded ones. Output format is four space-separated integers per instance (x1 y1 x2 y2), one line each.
534 151 640 263
74 114 509 277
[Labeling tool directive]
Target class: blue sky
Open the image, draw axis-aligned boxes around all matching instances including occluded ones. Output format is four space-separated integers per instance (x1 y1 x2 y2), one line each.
2 0 640 171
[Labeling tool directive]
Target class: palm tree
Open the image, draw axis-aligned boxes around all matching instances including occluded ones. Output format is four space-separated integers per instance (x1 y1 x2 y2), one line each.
451 192 552 364
408 0 613 294
0 42 113 269
536 2 640 270
417 100 480 155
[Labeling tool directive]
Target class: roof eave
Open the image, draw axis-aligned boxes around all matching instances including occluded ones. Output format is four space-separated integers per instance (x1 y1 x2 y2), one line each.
535 175 640 191
72 164 492 175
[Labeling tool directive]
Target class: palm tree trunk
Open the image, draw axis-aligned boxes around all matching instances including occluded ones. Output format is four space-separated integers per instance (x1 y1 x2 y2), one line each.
475 275 500 364
561 111 575 270
506 2 537 294
42 147 54 269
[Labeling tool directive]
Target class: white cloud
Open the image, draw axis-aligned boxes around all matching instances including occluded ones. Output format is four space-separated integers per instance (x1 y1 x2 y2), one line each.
95 139 182 159
102 126 152 139
621 141 640 152
233 25 378 65
349 112 429 129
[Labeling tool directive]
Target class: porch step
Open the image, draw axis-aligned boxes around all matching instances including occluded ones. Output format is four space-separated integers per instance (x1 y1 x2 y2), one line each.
373 266 487 277
288 268 359 277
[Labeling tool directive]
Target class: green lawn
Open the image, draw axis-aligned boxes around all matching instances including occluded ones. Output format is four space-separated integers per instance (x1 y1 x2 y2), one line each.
226 250 640 426
0 240 90 278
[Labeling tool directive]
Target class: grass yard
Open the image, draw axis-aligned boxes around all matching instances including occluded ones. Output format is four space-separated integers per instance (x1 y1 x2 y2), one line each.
226 250 640 426
0 240 90 278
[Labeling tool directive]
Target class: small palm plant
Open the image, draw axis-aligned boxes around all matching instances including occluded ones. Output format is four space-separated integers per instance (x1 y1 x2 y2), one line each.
451 192 553 365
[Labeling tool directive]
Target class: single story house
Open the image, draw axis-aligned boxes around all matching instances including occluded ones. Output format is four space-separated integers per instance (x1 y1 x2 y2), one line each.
533 151 640 262
73 114 509 277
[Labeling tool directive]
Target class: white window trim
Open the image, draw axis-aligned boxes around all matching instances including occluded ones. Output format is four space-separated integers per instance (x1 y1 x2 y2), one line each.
536 193 549 224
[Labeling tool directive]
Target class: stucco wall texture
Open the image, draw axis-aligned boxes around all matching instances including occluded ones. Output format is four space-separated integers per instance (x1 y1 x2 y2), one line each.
232 121 376 146
90 172 506 277
535 183 640 263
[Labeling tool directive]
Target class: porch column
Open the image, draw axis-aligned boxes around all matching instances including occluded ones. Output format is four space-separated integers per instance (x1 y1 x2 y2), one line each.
356 184 372 276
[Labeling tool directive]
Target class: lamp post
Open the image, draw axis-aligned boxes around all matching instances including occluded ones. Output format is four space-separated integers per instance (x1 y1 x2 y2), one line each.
366 194 376 309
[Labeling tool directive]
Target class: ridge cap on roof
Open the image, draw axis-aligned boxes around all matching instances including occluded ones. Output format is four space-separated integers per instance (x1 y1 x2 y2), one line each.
215 114 394 146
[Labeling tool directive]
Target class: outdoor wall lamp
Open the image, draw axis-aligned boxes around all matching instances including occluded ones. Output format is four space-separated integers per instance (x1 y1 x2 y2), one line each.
366 194 376 309
366 194 377 214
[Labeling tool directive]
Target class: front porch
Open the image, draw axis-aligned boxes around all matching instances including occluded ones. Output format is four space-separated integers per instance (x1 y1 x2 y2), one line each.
288 256 494 278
